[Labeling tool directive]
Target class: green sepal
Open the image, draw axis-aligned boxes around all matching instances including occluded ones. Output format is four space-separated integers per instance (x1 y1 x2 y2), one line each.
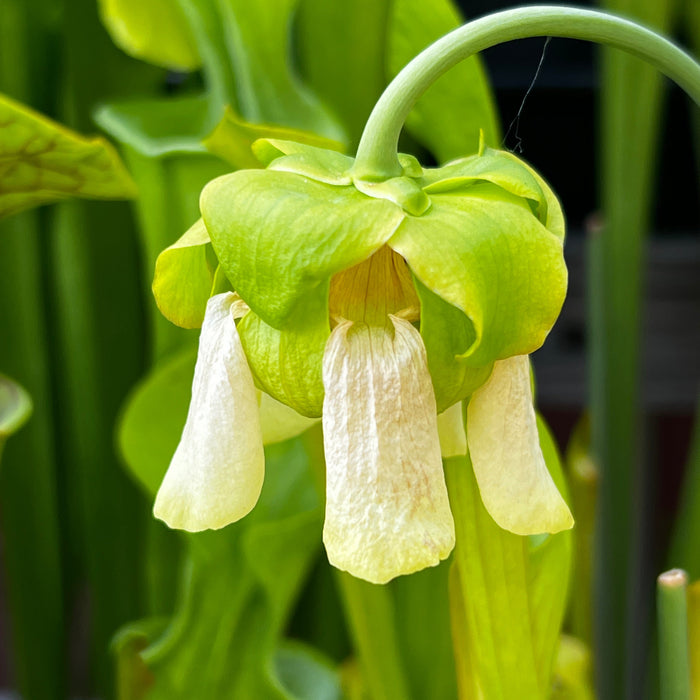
421 146 550 224
238 308 328 418
0 93 137 218
205 108 345 170
267 145 354 185
152 219 217 329
210 264 234 297
390 183 567 368
353 175 430 216
498 149 565 241
97 0 201 71
201 168 405 330
415 280 493 412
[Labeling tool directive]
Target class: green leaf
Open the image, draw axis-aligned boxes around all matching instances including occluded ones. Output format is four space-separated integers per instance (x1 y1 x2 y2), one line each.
115 439 324 699
202 168 404 330
98 0 201 70
152 219 216 329
295 0 391 147
592 0 679 692
274 641 342 700
390 184 567 368
119 348 197 497
0 373 32 454
387 0 500 162
445 415 571 699
216 0 344 140
97 98 230 359
566 414 597 647
392 564 457 700
0 212 65 700
0 92 137 218
204 106 345 170
95 95 216 158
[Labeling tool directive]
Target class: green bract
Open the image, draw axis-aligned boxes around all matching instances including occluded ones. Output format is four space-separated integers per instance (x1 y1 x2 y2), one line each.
196 138 567 417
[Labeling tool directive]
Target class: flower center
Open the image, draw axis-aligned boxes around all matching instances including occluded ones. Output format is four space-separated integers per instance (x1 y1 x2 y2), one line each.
328 245 419 327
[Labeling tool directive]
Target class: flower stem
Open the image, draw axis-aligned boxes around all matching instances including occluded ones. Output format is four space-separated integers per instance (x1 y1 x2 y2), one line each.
657 569 692 700
352 5 700 180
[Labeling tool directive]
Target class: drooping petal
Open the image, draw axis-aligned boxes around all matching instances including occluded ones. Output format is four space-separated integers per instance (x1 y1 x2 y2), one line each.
322 316 455 584
258 391 319 445
466 355 573 535
437 401 467 458
154 292 264 531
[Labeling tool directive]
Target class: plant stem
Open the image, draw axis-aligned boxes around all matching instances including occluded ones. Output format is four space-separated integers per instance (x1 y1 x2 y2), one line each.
352 5 700 180
657 569 692 700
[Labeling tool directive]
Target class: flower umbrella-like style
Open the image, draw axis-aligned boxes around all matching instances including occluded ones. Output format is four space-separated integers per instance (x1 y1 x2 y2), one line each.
153 138 573 584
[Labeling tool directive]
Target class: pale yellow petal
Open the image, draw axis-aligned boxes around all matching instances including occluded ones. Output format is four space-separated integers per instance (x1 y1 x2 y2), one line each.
258 391 318 444
466 355 573 535
322 316 455 584
154 292 264 531
437 401 467 458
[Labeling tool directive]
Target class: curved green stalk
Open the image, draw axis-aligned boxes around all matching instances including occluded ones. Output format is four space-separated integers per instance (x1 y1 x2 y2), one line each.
352 5 700 180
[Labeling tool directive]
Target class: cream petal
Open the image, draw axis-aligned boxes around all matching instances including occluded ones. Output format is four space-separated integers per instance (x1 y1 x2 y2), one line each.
322 316 455 584
154 292 264 531
466 355 573 535
437 401 467 458
258 391 319 444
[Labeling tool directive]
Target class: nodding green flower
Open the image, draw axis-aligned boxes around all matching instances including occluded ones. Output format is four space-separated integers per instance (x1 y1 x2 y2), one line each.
153 138 573 584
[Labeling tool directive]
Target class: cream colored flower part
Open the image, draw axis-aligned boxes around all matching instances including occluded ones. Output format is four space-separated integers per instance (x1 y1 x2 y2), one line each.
437 401 467 458
258 391 318 444
322 316 455 584
154 292 264 531
467 355 573 535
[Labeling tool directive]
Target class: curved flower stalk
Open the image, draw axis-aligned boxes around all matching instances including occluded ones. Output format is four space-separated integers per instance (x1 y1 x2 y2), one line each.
153 134 573 583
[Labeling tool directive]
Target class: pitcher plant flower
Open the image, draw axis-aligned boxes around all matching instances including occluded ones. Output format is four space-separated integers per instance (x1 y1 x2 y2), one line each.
153 137 573 583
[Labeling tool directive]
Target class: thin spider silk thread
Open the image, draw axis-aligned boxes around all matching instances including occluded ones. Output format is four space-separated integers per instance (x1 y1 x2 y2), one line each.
503 36 552 154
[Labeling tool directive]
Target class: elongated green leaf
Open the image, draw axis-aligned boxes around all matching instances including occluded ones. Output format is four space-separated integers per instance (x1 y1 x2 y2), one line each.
0 92 136 218
95 96 216 159
592 0 679 693
445 415 571 699
392 564 457 700
0 211 66 700
446 455 544 699
566 415 598 646
216 0 344 139
0 373 32 457
295 0 391 147
115 438 324 699
387 0 500 161
274 641 342 700
98 0 201 70
686 580 700 697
